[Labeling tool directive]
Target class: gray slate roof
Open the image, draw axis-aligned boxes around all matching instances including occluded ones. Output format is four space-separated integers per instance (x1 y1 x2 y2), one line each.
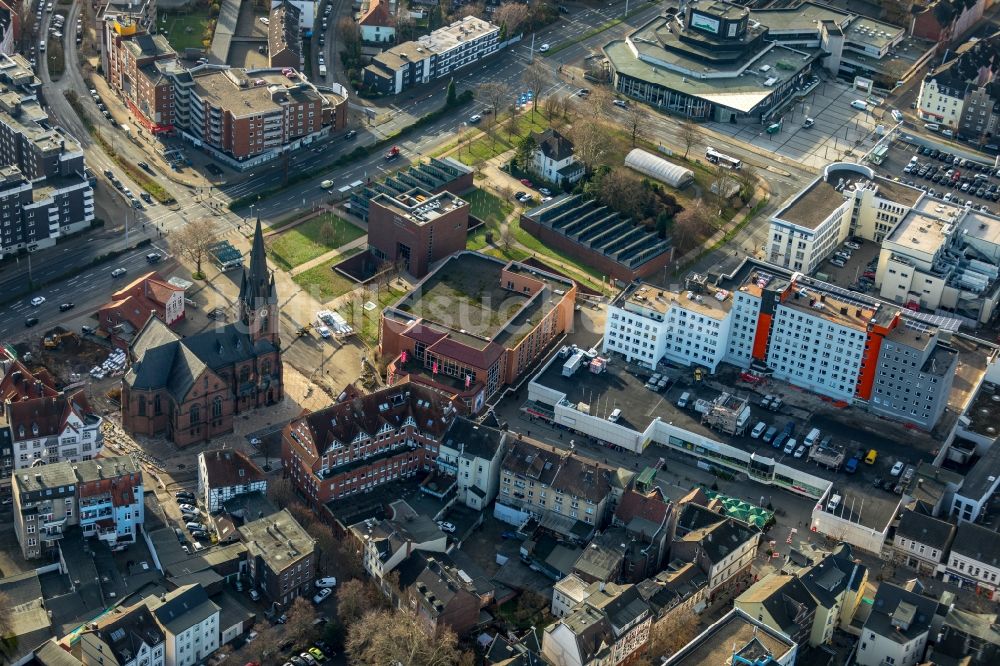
952 522 1000 568
895 509 956 550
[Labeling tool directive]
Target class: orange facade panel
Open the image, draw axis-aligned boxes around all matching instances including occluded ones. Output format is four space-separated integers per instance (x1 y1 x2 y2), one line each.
752 312 772 361
855 332 884 401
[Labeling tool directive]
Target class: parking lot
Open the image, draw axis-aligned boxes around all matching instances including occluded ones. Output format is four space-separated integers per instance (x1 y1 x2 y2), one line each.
707 79 889 171
876 139 1000 214
814 238 881 293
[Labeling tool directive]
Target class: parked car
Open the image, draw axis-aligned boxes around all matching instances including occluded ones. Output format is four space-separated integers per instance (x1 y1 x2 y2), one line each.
519 178 534 188
437 520 456 533
613 99 628 108
175 491 195 500
315 577 337 589
178 503 197 512
313 587 333 604
750 421 767 439
538 187 552 196
762 426 777 443
890 461 905 476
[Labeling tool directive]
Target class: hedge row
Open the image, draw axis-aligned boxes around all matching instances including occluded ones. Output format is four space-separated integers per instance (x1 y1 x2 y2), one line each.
228 90 474 211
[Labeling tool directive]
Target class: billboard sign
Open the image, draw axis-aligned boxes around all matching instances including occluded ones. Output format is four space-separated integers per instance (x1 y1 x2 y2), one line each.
691 13 720 34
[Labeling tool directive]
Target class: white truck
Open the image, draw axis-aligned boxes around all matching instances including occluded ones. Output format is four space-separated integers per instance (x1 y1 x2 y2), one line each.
562 352 583 377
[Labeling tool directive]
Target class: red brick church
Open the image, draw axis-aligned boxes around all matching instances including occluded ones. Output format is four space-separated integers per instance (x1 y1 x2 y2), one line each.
121 219 283 447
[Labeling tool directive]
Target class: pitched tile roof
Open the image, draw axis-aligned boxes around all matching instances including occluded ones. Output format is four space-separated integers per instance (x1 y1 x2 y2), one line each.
533 128 575 162
8 389 96 443
360 0 393 27
614 487 670 529
501 438 621 504
89 605 164 664
100 272 183 336
199 449 266 489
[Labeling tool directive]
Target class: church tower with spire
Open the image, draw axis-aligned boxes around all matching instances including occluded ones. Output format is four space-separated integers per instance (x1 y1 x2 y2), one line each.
239 218 279 346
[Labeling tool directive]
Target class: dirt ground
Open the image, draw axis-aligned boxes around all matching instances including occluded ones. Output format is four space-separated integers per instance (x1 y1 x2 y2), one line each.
15 328 114 384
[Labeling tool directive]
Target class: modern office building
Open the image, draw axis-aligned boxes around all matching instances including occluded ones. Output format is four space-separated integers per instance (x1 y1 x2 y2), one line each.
381 252 576 411
604 1 933 123
11 456 143 559
363 16 500 94
601 258 961 429
367 188 469 278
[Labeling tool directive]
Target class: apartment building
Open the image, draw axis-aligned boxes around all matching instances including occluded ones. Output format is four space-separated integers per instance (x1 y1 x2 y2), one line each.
735 575 817 648
892 508 956 575
11 456 143 559
541 584 651 666
663 608 798 666
0 54 94 255
238 508 315 606
796 544 869 645
367 188 469 278
856 583 939 666
393 551 483 637
495 438 631 534
917 35 998 131
381 253 576 412
673 502 759 602
197 449 267 513
944 522 1000 598
364 16 500 94
0 346 104 482
103 22 177 134
351 500 448 585
144 585 220 666
80 605 166 666
435 417 506 511
98 0 157 73
359 0 395 43
268 1 301 69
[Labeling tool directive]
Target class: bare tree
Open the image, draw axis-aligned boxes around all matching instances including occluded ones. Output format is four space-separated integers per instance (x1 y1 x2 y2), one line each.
171 217 219 278
522 60 549 117
396 13 417 42
347 609 461 666
713 164 734 209
679 121 699 160
597 168 644 217
493 2 530 36
451 1 485 20
569 122 611 176
337 579 388 626
226 622 276 665
544 93 565 121
672 200 712 253
338 16 361 63
586 86 613 120
623 103 645 147
737 164 758 203
283 597 318 648
309 519 364 582
477 80 511 119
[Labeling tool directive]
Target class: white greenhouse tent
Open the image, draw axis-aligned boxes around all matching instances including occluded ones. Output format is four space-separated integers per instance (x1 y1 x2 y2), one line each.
624 148 694 188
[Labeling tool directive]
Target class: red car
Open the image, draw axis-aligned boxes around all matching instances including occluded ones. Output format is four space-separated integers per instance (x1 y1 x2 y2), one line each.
519 178 533 188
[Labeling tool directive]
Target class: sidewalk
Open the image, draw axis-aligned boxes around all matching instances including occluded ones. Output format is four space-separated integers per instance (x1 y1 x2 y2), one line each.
290 234 370 276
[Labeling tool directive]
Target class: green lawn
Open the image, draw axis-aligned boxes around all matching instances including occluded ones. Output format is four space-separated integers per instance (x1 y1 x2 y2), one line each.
465 188 512 225
453 112 551 166
291 248 363 302
510 218 609 293
160 9 213 52
267 214 365 271
338 283 408 347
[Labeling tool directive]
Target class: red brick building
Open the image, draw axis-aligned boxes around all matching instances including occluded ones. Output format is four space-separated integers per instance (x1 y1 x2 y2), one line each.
282 382 458 507
268 1 302 69
367 188 469 278
121 219 283 447
103 22 177 133
380 252 576 412
97 271 185 349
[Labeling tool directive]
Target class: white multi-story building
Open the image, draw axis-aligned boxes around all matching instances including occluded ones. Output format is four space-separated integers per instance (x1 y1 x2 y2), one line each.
892 509 956 576
768 163 922 273
197 449 267 513
542 584 651 666
917 75 967 129
435 418 506 511
603 275 733 372
145 585 221 666
855 583 937 666
944 522 1000 597
530 129 584 186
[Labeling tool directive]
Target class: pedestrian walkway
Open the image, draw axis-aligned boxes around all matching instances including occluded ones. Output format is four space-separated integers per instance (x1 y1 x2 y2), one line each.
289 235 370 276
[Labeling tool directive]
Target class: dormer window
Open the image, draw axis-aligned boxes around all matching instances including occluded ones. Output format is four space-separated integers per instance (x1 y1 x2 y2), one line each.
18 425 24 438
31 423 38 436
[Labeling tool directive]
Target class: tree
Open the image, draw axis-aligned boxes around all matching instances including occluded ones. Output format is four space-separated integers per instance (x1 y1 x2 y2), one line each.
309 515 365 582
515 134 537 172
672 200 711 253
267 475 299 508
493 2 529 36
713 164 734 208
569 122 611 176
284 597 319 648
446 78 457 106
478 80 511 118
543 93 565 121
450 1 484 21
396 13 417 42
679 121 699 160
522 60 549 117
586 86 613 120
597 167 644 218
347 609 460 666
338 17 362 65
171 217 218 278
737 165 758 203
644 607 701 661
337 579 387 626
623 103 645 147
226 622 277 665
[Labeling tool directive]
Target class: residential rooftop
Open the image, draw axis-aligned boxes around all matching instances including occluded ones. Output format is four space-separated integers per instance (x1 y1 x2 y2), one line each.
965 381 1000 438
238 508 315 571
190 68 335 119
15 456 139 494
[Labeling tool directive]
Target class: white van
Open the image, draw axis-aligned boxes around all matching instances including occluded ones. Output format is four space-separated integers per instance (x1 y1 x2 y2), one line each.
751 421 767 439
783 437 797 455
826 493 842 512
804 428 821 447
677 392 691 408
850 99 867 111
608 408 622 423
924 123 940 132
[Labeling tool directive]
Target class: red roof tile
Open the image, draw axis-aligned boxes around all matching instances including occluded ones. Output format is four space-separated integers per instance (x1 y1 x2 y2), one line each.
360 0 393 27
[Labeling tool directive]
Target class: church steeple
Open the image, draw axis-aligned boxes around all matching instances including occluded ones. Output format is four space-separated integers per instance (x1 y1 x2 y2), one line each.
239 218 278 344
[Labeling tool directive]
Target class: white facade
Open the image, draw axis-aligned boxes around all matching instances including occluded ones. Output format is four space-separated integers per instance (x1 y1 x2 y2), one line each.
705 533 760 595
436 433 505 511
196 450 267 513
361 24 395 43
532 149 578 184
551 573 590 619
945 549 1000 595
723 288 760 367
166 614 219 666
12 407 103 470
918 77 966 129
603 284 733 372
541 600 651 666
766 300 868 403
769 199 850 273
856 626 928 666
164 290 185 326
893 534 947 574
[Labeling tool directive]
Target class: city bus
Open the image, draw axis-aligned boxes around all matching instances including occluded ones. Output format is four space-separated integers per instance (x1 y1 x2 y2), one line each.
706 147 742 169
